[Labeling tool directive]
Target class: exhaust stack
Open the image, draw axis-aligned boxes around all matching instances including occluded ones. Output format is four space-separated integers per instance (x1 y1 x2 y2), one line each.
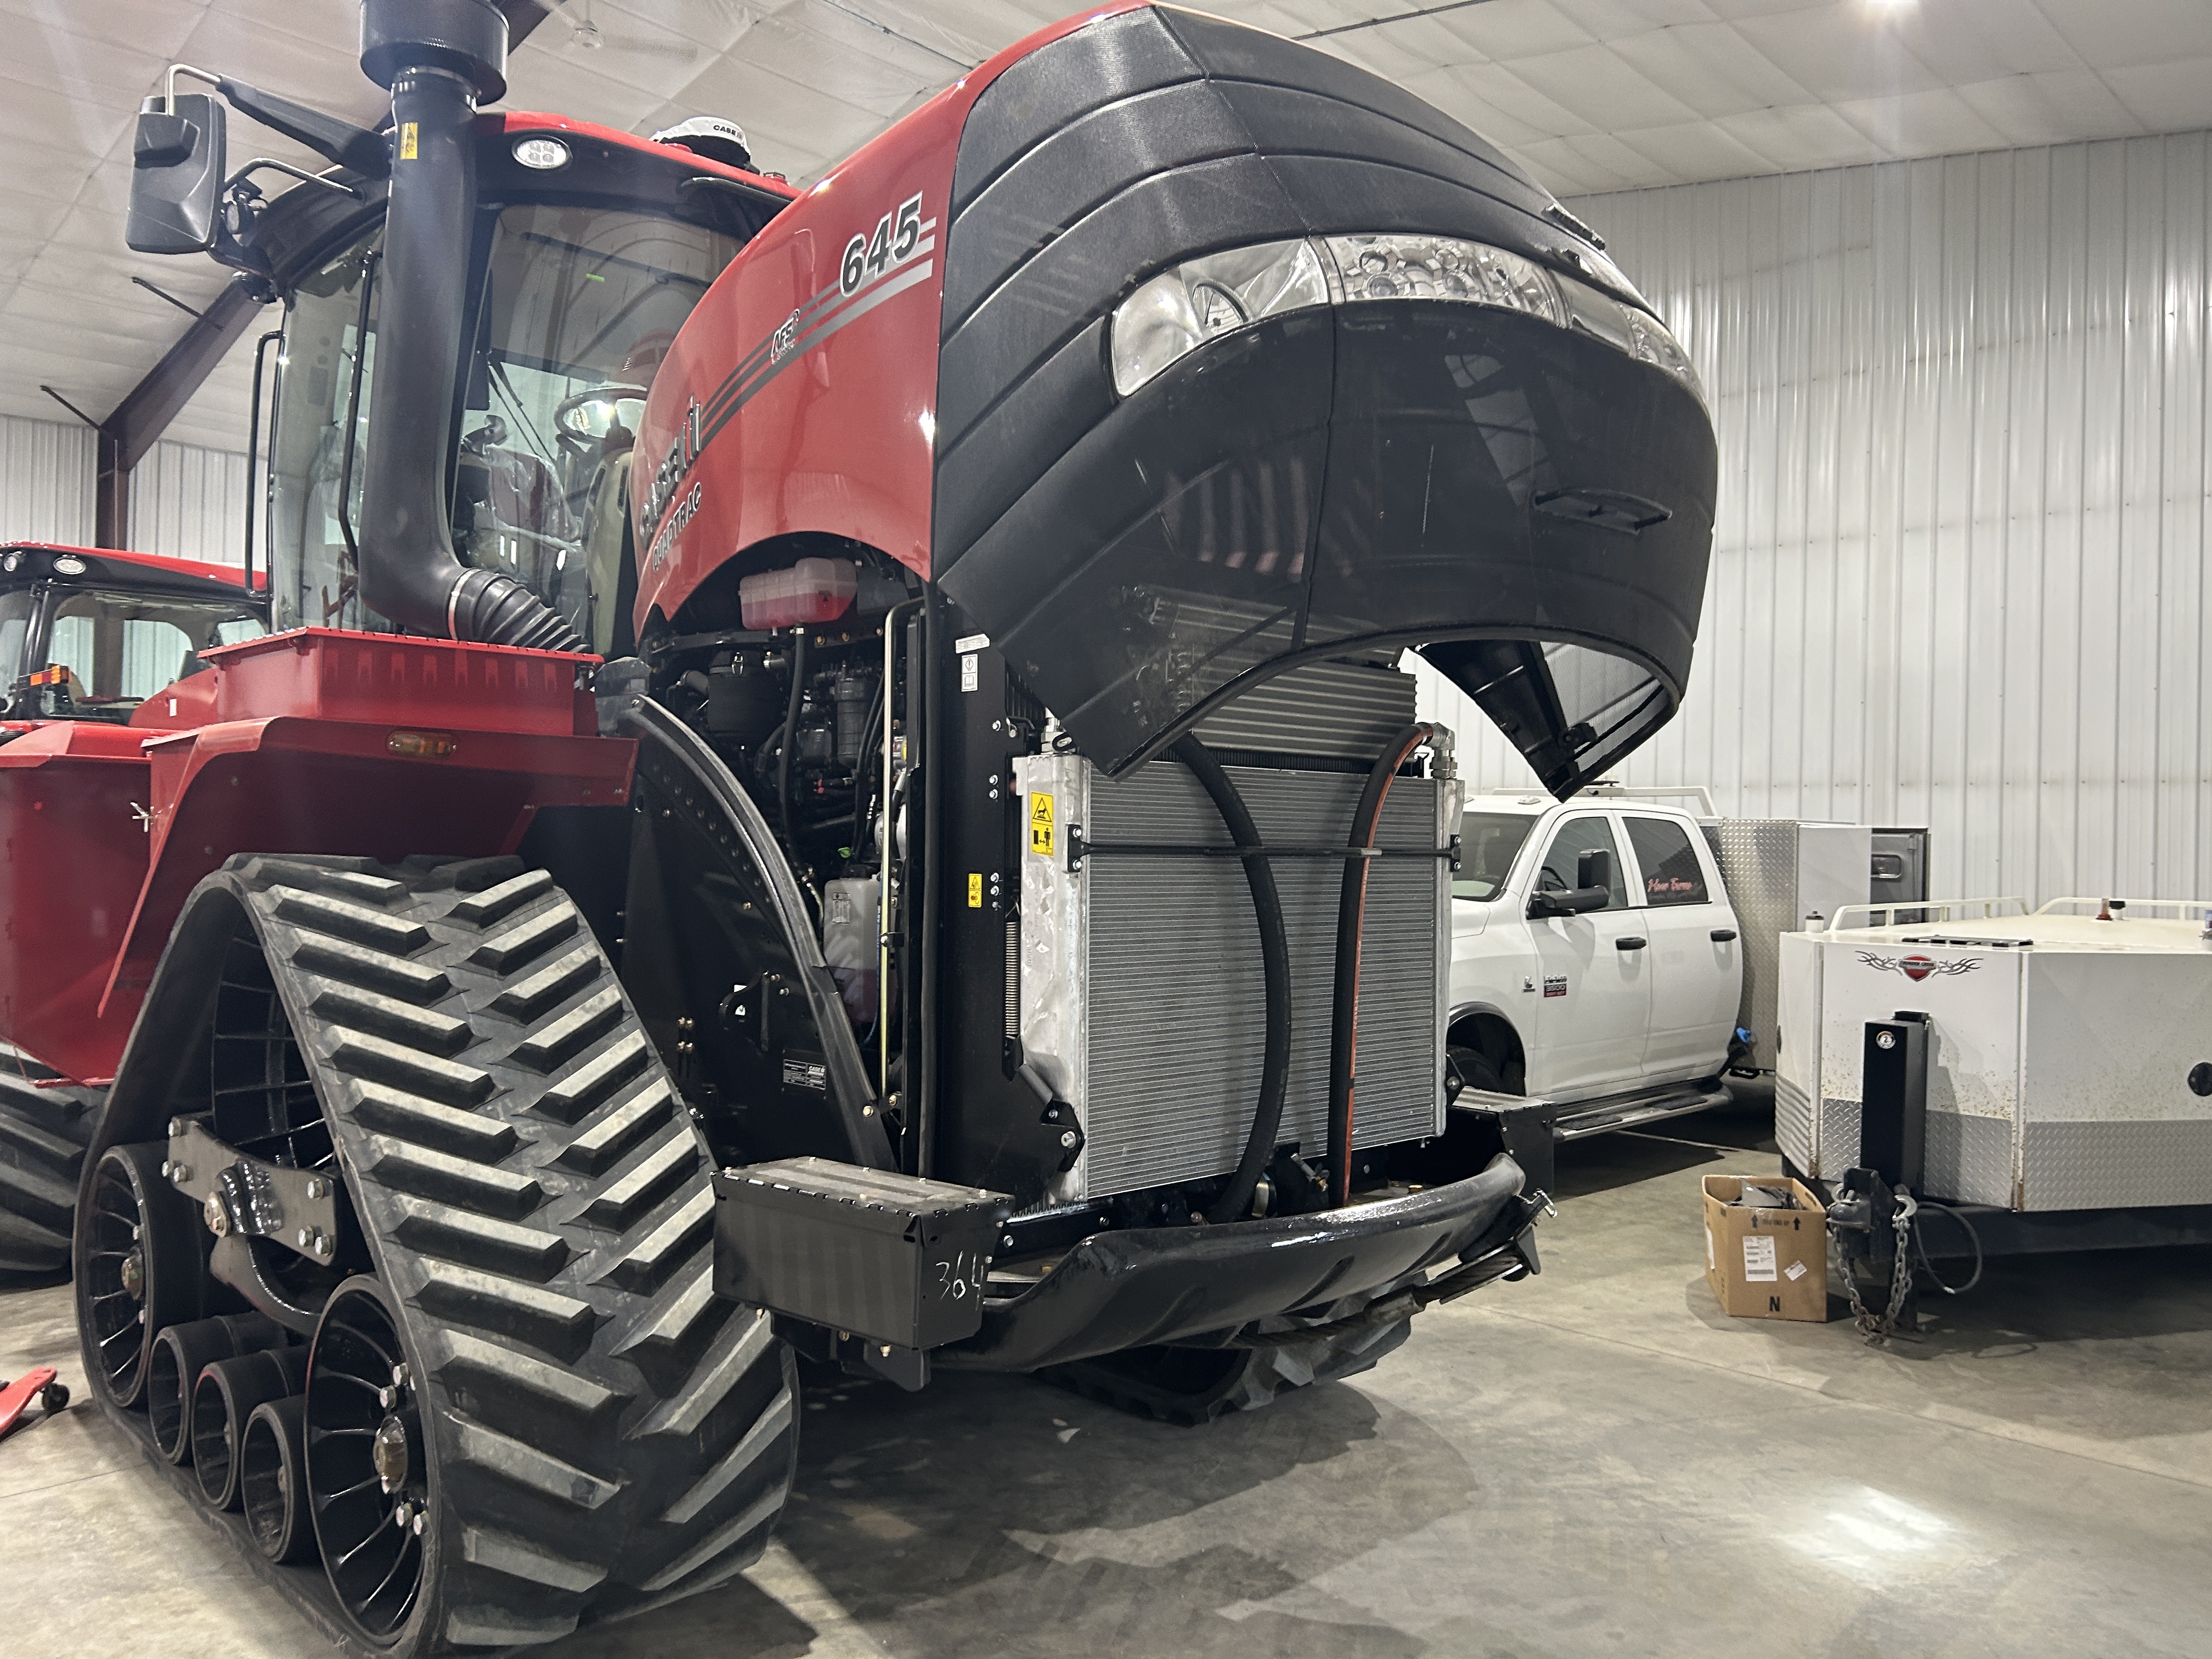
354 0 585 652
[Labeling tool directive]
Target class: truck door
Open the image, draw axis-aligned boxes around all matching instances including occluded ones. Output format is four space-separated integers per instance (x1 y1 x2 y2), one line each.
1529 813 1649 1096
1623 814 1740 1076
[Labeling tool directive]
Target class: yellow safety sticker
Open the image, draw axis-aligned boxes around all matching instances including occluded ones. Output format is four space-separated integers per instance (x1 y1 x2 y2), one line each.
399 121 418 161
967 872 983 908
1028 791 1054 856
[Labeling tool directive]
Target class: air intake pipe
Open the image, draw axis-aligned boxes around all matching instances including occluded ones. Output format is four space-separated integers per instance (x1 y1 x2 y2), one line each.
353 0 585 653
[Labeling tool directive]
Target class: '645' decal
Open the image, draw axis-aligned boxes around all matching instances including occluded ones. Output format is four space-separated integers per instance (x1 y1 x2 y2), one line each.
842 193 924 295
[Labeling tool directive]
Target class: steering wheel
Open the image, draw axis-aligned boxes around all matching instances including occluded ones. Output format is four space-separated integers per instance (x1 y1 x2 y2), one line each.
553 385 648 458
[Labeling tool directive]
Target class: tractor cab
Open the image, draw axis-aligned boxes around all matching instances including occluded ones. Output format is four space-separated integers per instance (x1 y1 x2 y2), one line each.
177 104 789 657
0 545 264 726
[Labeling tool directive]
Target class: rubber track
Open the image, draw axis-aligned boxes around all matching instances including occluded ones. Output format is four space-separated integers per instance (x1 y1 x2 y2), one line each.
0 1049 100 1275
214 854 796 1655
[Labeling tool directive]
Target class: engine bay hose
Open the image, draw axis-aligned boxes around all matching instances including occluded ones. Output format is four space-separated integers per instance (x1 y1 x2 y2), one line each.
1327 723 1435 1207
776 627 810 847
1170 733 1290 1225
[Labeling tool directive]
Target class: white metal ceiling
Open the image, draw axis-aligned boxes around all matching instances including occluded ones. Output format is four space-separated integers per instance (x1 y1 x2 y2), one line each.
2 0 2207 465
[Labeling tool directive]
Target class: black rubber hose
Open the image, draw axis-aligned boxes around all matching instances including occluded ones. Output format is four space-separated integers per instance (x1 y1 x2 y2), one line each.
1327 723 1434 1208
1171 733 1291 1226
777 629 810 848
352 42 583 653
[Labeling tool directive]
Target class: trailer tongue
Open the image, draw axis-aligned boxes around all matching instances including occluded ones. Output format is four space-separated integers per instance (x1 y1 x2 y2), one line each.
9 1 1716 1651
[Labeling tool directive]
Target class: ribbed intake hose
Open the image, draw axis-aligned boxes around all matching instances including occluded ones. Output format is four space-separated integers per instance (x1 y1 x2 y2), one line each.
352 57 585 654
1170 734 1290 1226
1327 723 1435 1208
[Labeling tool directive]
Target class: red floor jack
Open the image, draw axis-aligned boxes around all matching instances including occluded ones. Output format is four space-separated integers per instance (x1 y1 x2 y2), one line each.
0 1368 68 1443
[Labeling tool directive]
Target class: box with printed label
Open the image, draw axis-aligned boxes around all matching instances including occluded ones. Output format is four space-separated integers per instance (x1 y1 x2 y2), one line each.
1700 1174 1830 1322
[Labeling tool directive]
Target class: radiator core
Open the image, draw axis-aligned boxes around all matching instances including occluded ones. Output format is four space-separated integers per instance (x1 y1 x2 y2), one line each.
1015 753 1451 1201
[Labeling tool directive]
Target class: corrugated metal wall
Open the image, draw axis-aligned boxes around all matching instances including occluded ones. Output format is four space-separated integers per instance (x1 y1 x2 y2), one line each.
1419 131 2212 907
0 415 95 545
128 440 249 566
0 416 245 565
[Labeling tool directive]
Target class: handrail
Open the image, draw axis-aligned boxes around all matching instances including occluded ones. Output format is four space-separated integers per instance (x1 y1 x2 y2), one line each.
2036 896 2212 921
1825 896 2028 933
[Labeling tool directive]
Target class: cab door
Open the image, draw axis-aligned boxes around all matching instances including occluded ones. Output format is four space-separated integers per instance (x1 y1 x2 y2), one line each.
1622 813 1740 1077
1528 812 1650 1097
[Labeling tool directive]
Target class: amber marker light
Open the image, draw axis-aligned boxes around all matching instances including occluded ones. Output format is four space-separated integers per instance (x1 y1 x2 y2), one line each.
387 730 460 759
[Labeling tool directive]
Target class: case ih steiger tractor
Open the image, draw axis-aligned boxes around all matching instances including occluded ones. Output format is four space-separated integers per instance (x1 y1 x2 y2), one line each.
8 0 1716 1650
0 541 265 1273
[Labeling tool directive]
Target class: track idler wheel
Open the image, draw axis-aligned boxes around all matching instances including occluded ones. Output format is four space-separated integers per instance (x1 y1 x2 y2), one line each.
145 1312 285 1465
77 1143 204 1410
240 1396 315 1564
307 1277 430 1643
191 1346 307 1509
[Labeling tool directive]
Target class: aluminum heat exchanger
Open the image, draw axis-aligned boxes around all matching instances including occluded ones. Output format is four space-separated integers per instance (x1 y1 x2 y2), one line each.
1016 666 1451 1204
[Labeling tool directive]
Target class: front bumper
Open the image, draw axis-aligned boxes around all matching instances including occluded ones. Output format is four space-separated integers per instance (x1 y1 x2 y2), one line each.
939 1154 1535 1371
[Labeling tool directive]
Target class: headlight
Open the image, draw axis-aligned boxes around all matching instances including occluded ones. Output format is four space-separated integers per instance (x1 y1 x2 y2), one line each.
1109 238 1330 396
1323 234 1562 325
1109 230 1705 409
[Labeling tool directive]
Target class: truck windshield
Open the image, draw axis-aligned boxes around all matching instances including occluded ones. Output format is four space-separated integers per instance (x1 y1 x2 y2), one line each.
264 206 742 638
23 585 264 721
1454 811 1537 901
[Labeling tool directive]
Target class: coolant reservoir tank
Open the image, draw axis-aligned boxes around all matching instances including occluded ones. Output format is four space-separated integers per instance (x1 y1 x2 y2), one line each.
740 557 856 630
822 876 879 1025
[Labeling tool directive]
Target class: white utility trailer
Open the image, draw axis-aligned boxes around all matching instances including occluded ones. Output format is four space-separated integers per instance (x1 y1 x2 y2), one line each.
1778 898 2212 1232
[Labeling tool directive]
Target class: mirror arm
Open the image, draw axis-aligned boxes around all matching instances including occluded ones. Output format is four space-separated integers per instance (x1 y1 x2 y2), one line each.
164 64 224 112
226 159 363 200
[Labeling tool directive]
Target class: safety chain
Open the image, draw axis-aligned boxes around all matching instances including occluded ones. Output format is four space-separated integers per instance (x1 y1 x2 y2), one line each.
1844 1192 1918 1344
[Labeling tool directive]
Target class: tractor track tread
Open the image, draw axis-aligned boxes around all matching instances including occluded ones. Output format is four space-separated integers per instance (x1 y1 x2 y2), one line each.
0 1051 100 1274
557 1074 675 1176
90 856 797 1657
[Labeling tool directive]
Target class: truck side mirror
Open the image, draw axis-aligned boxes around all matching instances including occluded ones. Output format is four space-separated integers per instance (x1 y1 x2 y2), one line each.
1528 885 1610 919
127 93 227 255
1576 848 1612 893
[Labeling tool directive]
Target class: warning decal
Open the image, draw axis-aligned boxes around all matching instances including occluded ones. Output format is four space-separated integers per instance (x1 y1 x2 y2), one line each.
967 872 983 908
1028 791 1054 856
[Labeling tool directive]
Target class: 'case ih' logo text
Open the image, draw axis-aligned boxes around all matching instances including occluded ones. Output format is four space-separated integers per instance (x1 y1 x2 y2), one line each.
1857 951 1980 981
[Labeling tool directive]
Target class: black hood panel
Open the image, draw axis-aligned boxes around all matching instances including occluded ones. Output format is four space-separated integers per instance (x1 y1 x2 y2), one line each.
932 5 1717 791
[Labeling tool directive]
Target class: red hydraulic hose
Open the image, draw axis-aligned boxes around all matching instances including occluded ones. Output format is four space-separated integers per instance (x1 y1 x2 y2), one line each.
1327 722 1434 1207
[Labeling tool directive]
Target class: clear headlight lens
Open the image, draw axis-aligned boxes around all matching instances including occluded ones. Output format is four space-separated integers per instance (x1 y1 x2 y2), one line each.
1109 228 1705 410
1110 238 1330 396
1323 234 1562 325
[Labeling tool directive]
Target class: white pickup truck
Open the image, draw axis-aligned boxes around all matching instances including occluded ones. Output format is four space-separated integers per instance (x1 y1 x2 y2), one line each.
1447 795 1747 1138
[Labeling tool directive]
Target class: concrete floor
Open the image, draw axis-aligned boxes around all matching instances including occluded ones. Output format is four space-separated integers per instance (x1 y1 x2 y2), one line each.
8 1105 2212 1658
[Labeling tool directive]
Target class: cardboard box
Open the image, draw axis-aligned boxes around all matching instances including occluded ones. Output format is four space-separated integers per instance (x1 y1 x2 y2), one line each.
1701 1175 1829 1321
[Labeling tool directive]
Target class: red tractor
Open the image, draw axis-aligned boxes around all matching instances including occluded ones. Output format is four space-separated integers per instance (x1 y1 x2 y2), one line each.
0 542 264 1272
13 2 1714 1652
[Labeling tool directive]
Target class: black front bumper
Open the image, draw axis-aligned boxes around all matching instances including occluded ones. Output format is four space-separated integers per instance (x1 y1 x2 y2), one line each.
939 1154 1534 1372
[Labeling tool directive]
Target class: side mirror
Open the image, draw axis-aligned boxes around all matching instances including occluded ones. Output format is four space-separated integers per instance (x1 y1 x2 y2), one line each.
1576 848 1612 893
127 93 227 255
1529 884 1611 919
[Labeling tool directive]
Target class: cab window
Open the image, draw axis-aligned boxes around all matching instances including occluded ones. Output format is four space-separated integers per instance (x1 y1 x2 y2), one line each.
38 588 266 719
1454 812 1538 901
1536 815 1627 910
1626 816 1710 906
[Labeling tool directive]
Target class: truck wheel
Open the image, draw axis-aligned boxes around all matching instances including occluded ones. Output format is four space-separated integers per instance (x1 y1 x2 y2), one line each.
0 1059 100 1275
1447 1045 1506 1098
1044 1313 1413 1425
79 855 798 1656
